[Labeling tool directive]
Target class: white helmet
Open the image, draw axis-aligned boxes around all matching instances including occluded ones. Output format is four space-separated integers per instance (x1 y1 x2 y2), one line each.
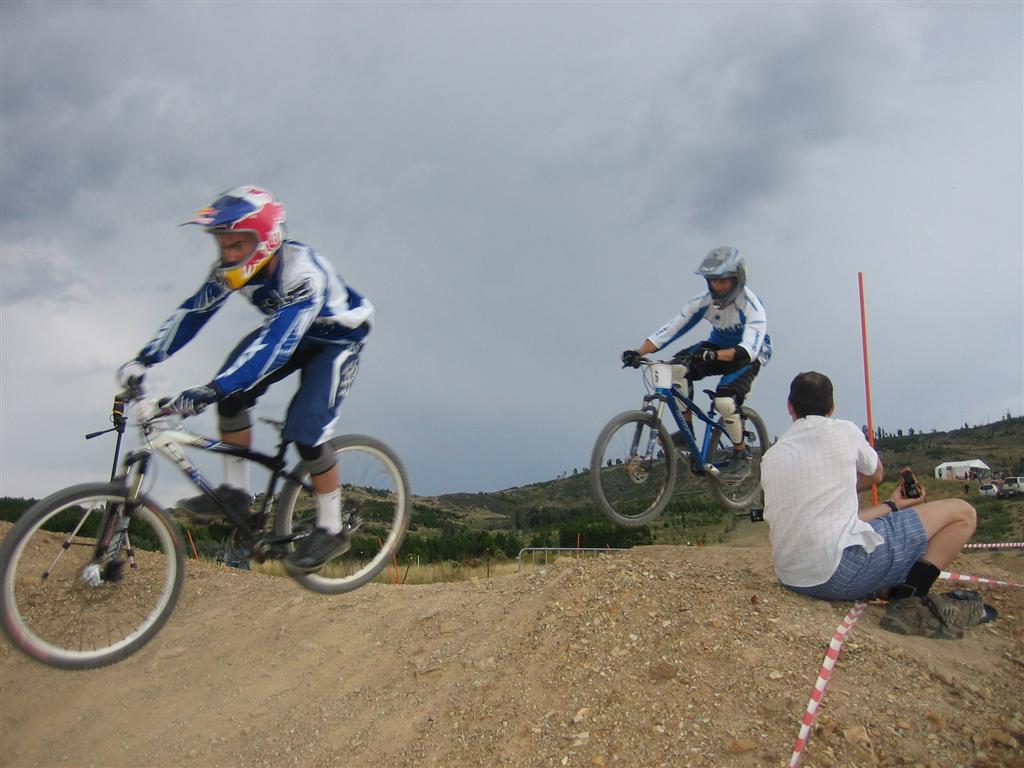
695 246 746 308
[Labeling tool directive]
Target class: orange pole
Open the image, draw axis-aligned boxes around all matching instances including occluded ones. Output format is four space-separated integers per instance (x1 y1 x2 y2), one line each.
186 529 200 560
858 273 879 505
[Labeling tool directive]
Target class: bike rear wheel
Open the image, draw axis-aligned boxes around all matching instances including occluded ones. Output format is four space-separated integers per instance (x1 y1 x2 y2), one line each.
590 410 677 527
0 482 184 669
707 406 770 510
275 434 411 594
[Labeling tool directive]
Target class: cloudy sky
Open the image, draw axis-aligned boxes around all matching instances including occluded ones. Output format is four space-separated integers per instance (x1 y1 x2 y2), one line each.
2 1 1021 503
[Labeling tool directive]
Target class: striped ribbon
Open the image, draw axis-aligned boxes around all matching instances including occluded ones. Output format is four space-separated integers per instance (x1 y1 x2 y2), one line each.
940 571 1024 588
787 601 867 768
787 555 1023 766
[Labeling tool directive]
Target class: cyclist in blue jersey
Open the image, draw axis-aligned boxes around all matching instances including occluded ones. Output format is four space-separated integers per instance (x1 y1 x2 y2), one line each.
621 246 771 484
118 186 372 572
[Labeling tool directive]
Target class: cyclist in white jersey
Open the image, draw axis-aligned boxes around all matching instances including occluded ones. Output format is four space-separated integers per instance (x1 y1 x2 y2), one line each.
621 246 771 483
117 186 373 572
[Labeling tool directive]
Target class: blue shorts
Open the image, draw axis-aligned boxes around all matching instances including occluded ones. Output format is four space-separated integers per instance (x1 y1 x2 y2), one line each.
785 509 928 601
217 334 362 447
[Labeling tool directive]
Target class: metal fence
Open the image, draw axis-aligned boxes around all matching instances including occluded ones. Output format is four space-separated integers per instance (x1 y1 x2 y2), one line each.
515 546 628 572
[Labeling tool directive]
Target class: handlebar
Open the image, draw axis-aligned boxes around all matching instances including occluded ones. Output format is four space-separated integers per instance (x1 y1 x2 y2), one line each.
622 353 695 369
111 379 180 424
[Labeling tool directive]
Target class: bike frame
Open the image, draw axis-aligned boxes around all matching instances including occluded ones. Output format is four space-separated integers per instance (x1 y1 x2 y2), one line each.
639 362 733 476
118 405 308 545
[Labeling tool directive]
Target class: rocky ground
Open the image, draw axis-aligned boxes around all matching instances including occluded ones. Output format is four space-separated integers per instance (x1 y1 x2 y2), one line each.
1 527 1022 768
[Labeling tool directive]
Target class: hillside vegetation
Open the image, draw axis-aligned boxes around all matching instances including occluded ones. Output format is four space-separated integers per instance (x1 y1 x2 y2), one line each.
405 415 1024 555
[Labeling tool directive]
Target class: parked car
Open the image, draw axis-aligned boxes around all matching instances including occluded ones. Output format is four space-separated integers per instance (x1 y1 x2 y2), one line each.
1003 476 1024 491
979 483 998 497
996 486 1022 499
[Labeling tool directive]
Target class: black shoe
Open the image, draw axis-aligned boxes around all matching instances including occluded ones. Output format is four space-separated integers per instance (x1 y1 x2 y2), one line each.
719 452 750 484
286 527 351 574
175 484 252 525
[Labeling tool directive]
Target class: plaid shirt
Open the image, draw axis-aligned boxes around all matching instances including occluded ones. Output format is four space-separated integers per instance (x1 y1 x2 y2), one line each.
761 415 882 587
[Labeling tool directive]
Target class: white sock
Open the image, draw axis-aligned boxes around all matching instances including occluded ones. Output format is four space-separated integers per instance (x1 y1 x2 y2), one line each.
316 488 342 535
224 455 250 495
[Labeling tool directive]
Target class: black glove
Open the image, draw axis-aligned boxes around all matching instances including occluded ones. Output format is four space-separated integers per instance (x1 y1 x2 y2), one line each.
698 348 719 363
171 385 220 417
621 349 642 368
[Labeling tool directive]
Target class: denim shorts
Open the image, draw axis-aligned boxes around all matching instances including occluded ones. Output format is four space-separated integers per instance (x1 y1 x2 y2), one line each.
785 509 927 601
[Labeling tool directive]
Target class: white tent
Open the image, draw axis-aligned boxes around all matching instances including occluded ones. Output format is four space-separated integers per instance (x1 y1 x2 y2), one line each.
934 459 990 480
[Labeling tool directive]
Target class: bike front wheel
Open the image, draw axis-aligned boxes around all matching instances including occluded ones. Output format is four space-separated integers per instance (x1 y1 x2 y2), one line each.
0 483 184 669
275 435 411 594
590 410 677 527
708 406 770 510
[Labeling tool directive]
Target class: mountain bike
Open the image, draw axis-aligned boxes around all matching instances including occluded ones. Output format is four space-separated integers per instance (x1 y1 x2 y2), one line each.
590 355 769 526
0 382 411 669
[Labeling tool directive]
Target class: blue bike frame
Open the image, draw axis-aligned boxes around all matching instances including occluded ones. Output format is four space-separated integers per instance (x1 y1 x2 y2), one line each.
639 363 733 476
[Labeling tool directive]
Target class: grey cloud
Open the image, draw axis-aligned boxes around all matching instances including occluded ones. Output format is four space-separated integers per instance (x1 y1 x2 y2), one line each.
610 7 919 233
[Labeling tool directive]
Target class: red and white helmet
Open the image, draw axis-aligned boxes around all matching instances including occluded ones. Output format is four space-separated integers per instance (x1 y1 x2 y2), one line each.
183 186 286 289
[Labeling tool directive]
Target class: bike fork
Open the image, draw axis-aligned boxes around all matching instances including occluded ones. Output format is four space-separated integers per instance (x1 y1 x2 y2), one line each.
637 399 667 458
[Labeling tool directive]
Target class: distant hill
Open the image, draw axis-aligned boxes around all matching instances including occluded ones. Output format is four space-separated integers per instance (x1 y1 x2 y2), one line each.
870 414 1024 480
423 414 1023 513
406 414 1024 552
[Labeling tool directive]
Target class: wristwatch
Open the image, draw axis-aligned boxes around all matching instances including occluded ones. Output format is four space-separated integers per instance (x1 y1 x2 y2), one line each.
884 500 898 513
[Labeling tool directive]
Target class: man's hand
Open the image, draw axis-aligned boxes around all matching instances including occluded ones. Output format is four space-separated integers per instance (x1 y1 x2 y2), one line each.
171 385 219 417
621 349 642 368
117 359 148 388
890 482 927 508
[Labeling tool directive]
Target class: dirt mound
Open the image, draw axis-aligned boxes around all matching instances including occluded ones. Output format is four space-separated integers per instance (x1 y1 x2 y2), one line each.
2 541 1023 767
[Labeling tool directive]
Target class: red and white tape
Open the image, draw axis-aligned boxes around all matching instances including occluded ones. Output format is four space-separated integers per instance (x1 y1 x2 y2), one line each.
940 571 1024 588
788 560 1023 766
787 601 867 768
962 542 1024 550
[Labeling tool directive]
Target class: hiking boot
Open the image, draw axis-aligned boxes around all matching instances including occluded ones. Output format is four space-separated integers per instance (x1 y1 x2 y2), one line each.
879 596 963 640
719 452 751 484
175 484 253 526
285 527 351 574
929 591 998 628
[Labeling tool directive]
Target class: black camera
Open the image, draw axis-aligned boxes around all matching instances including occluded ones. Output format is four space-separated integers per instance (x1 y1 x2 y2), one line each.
899 467 921 499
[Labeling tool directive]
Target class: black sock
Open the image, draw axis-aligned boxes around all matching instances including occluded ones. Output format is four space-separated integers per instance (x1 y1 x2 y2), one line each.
903 560 941 597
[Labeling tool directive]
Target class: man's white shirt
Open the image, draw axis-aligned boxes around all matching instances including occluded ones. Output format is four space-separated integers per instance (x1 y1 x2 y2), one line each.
761 416 882 587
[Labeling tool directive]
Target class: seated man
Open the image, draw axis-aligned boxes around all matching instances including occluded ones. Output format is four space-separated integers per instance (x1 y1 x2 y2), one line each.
761 371 993 638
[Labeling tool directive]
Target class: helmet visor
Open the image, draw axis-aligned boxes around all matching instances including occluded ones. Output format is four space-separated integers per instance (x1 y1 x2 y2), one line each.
184 195 258 228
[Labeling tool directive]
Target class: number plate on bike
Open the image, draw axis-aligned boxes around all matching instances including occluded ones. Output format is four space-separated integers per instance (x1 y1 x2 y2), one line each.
651 363 673 389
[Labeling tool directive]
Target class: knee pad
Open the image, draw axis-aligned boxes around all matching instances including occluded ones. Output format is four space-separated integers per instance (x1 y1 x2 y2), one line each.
714 396 743 444
714 396 737 418
217 395 252 433
297 442 336 476
671 364 690 389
